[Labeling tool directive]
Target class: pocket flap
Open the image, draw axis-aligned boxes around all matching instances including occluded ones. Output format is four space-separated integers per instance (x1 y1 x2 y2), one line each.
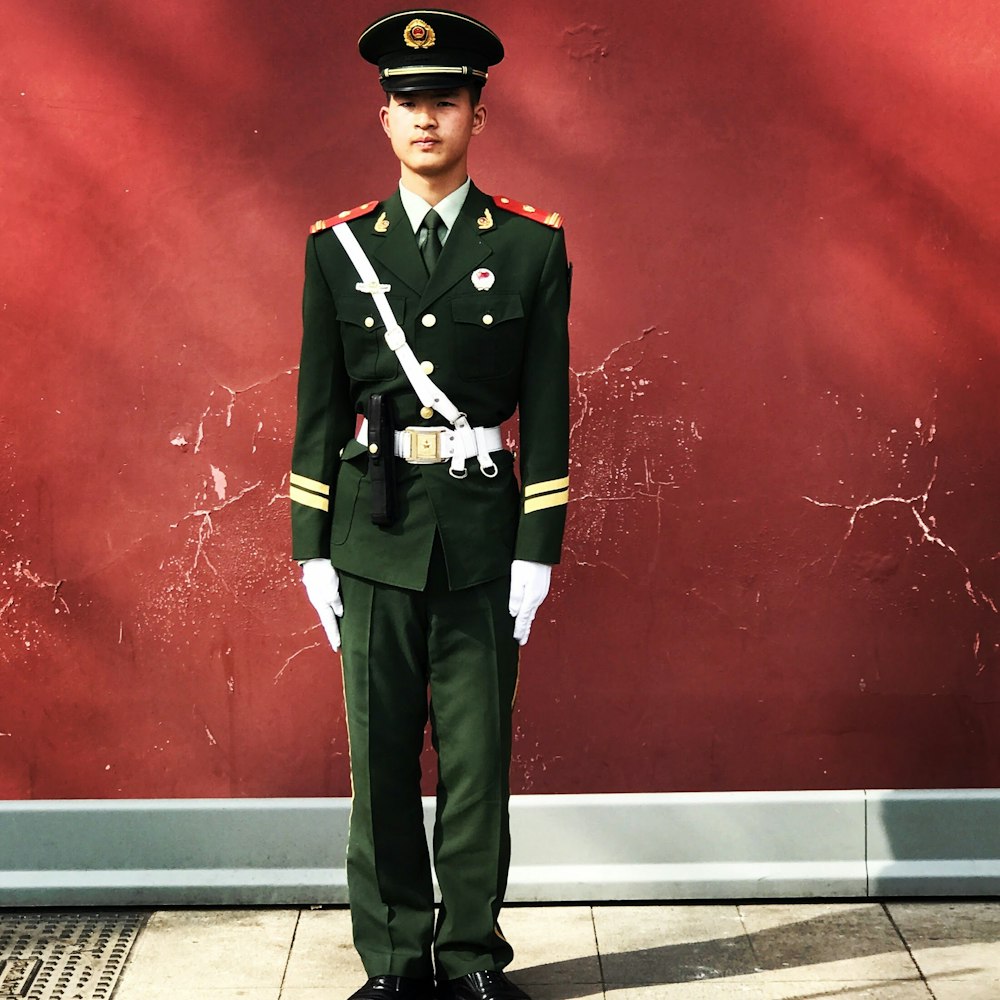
450 294 523 326
335 295 405 328
340 437 369 462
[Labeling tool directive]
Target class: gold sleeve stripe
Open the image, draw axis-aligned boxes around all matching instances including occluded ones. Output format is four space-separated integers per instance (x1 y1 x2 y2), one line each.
524 476 570 498
290 485 330 512
524 489 569 514
290 472 330 496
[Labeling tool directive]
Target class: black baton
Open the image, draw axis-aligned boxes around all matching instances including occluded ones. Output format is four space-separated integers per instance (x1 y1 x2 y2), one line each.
367 393 397 526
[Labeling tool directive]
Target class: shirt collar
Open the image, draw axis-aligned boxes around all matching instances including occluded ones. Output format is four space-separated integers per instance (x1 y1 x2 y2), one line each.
398 177 471 238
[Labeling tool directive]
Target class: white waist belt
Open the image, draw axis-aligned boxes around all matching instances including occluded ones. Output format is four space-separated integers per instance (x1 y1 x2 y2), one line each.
357 419 502 472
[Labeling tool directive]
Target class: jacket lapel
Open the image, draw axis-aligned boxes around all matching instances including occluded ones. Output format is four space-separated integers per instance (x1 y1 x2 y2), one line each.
365 191 427 296
418 184 494 311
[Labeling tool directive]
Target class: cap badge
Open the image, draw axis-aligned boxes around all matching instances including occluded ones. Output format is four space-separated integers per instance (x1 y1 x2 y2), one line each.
403 18 436 49
477 208 494 231
471 268 495 291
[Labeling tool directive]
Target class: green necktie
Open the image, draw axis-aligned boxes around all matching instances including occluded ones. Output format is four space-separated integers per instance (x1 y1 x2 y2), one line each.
418 208 446 274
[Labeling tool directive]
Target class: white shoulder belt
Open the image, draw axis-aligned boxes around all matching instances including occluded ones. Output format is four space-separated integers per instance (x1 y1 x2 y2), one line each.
332 221 497 479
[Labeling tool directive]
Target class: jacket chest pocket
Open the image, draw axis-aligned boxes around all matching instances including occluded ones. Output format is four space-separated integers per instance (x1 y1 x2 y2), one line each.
335 296 404 380
451 294 525 381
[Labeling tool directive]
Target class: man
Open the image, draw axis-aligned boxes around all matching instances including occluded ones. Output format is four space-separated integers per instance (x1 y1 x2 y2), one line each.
290 10 570 1000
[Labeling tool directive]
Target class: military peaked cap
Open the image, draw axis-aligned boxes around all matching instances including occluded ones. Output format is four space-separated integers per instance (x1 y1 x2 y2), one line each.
359 9 504 93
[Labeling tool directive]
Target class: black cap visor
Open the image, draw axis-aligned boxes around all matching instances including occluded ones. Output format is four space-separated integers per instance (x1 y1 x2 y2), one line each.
378 48 487 93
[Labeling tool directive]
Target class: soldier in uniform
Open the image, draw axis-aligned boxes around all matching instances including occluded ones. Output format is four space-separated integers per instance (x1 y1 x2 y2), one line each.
290 10 570 1000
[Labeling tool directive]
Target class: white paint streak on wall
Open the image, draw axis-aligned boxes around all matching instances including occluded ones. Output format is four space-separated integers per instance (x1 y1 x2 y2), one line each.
274 641 323 684
210 465 228 501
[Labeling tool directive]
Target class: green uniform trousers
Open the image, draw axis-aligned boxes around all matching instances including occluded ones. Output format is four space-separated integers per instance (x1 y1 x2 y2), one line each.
338 541 519 979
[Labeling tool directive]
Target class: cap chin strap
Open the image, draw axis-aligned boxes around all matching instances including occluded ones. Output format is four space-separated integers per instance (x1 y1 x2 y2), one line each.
381 65 488 80
331 220 497 479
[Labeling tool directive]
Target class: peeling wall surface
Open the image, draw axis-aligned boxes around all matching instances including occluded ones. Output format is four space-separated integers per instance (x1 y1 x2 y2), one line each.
3 0 1000 798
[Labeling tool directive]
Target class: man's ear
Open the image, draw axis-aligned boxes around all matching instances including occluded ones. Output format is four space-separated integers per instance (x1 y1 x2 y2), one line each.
472 102 487 135
379 102 392 137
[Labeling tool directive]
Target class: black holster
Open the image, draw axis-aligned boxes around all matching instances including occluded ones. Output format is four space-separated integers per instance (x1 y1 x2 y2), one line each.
367 393 397 526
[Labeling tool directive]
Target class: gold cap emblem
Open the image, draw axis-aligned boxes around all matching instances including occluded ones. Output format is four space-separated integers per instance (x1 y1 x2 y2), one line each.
403 18 436 49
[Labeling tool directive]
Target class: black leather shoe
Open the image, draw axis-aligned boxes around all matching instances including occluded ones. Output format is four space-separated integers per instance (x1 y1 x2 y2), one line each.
437 971 530 1000
347 975 436 1000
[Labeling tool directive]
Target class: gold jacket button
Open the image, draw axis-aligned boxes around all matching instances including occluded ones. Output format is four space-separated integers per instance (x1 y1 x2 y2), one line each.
368 443 379 454
421 360 435 375
364 317 375 328
421 313 437 328
482 313 494 326
420 406 434 420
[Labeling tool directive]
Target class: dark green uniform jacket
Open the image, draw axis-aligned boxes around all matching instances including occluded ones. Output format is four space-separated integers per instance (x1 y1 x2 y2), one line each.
290 183 570 590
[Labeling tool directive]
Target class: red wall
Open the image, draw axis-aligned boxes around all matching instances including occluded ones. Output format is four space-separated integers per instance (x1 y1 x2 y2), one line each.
3 0 1000 797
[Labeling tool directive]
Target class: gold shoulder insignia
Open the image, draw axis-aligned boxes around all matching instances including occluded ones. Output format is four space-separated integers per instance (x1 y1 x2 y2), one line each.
492 195 563 229
309 200 380 234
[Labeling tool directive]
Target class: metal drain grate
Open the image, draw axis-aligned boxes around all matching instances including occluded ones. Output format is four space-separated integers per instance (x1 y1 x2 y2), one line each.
0 911 147 999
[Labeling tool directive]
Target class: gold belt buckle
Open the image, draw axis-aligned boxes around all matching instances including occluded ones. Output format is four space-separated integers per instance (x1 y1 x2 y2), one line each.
407 428 442 463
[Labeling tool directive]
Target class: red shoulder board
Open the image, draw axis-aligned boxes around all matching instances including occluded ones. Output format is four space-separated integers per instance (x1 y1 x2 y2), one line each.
493 195 563 229
309 201 379 234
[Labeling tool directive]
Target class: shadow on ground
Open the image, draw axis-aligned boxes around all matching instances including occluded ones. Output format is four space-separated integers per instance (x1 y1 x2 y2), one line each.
509 905 982 996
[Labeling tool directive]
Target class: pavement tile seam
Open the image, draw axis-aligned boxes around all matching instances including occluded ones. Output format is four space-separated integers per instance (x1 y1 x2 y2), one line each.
880 899 940 996
589 905 607 998
278 908 304 993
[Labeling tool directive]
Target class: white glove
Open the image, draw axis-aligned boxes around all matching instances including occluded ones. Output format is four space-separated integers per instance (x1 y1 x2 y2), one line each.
508 559 552 646
300 558 344 652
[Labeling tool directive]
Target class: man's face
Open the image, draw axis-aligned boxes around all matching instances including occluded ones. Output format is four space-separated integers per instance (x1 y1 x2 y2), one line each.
379 88 487 180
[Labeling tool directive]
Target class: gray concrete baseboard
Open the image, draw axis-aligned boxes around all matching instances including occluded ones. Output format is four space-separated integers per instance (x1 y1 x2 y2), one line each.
0 789 998 905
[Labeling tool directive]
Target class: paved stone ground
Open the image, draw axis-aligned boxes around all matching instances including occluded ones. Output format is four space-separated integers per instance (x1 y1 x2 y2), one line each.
111 902 1000 1000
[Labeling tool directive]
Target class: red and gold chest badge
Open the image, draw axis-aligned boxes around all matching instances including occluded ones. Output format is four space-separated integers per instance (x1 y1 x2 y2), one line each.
403 18 436 49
